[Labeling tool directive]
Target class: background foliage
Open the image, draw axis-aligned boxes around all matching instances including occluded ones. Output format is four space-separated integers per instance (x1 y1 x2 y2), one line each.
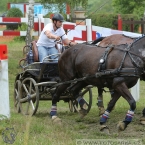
40 0 88 12
0 0 39 14
0 0 145 33
90 13 140 32
112 0 145 19
14 23 28 41
87 0 113 14
6 7 23 30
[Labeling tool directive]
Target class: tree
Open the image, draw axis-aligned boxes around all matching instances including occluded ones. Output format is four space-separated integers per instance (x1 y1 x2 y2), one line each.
0 0 10 13
25 0 34 45
40 0 88 13
87 0 113 15
112 0 145 18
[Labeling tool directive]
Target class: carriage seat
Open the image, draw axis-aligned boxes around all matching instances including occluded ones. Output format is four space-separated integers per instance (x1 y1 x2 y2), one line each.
31 41 39 62
31 41 62 62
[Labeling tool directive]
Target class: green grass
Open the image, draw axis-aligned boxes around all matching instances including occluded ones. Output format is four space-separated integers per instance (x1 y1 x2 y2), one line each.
0 39 145 145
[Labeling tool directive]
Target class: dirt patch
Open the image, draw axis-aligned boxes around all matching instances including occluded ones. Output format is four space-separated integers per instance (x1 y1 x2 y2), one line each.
0 36 15 42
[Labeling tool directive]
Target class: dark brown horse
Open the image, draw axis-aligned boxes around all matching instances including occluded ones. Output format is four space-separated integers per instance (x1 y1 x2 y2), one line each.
92 34 145 126
92 34 136 115
50 34 145 133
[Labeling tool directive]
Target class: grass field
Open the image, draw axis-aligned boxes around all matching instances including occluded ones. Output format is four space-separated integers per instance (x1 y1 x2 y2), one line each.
0 38 145 145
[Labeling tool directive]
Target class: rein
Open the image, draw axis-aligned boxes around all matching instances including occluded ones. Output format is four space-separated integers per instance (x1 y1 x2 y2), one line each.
51 41 145 88
114 43 144 69
115 46 144 60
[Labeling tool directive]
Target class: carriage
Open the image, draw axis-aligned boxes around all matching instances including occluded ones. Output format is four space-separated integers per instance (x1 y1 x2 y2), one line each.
14 42 93 116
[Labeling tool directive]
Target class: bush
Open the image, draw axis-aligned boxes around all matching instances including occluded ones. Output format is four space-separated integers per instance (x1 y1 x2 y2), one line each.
6 7 23 30
90 13 139 32
14 23 28 41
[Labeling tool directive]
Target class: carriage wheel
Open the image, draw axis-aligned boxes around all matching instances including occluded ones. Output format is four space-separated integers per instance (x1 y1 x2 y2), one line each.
23 45 30 55
14 80 21 113
19 58 28 69
69 86 93 113
69 99 78 113
19 78 39 116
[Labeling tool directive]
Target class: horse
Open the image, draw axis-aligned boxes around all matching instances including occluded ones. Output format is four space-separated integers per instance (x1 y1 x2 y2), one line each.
50 34 145 133
91 34 136 115
92 34 145 124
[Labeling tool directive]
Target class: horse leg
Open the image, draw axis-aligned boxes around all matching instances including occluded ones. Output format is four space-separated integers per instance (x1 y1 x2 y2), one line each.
97 87 105 116
50 84 69 123
140 108 145 125
100 90 120 134
112 79 136 131
69 81 88 118
97 88 115 116
100 79 136 133
50 70 75 123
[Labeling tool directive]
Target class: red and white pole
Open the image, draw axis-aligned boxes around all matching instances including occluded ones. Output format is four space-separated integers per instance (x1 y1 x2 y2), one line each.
66 4 70 21
0 45 10 119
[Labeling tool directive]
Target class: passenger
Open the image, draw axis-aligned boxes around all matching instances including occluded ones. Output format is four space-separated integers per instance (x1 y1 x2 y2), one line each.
36 13 77 62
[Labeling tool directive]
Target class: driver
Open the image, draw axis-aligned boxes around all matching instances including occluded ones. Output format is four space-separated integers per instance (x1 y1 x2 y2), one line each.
36 13 77 62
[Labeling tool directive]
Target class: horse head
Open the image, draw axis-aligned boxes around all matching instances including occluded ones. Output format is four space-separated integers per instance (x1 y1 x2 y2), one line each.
129 36 145 68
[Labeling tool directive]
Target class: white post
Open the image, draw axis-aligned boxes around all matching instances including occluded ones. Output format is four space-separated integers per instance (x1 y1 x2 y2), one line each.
86 19 92 43
38 14 43 36
131 79 140 101
67 14 70 21
44 18 51 27
0 45 10 119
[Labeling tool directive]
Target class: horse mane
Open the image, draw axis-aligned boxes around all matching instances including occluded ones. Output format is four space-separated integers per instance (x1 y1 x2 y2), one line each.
122 34 138 40
131 34 145 44
83 34 141 47
91 37 106 45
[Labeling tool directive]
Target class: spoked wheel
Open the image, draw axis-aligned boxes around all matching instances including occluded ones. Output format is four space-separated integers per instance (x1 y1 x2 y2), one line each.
19 78 39 116
70 85 93 113
23 45 30 54
19 58 28 69
14 80 21 113
69 99 78 113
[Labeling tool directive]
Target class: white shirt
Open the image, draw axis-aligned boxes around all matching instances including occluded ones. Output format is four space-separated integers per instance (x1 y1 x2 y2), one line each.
36 23 67 47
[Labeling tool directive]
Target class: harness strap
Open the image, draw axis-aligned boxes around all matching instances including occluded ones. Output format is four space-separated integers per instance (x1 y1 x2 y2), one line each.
115 47 144 60
98 45 114 71
115 44 144 69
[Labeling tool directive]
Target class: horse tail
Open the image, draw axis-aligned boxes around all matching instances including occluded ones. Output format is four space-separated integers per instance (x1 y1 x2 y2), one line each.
91 37 106 44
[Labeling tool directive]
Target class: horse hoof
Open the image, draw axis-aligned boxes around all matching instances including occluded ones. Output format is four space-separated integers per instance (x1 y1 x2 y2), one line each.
140 121 145 125
79 108 87 118
117 121 125 132
140 116 145 125
98 107 105 116
100 125 110 134
52 116 62 125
